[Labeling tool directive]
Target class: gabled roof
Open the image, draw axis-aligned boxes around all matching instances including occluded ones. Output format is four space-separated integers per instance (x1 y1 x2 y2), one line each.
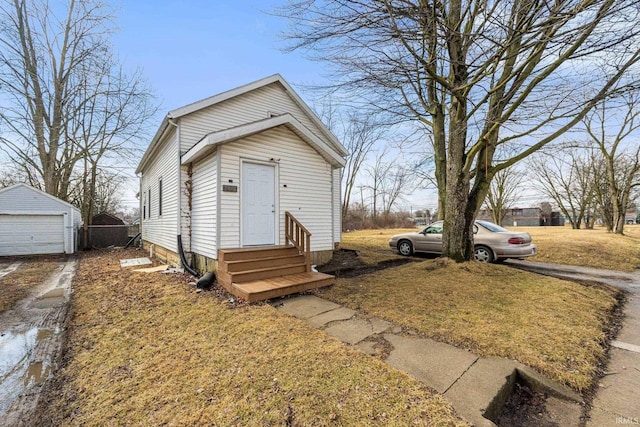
92 211 125 225
181 113 346 167
136 74 347 174
0 183 80 213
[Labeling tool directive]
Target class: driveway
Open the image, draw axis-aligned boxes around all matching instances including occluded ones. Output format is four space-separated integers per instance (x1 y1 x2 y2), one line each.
0 258 77 426
507 259 640 424
507 259 640 293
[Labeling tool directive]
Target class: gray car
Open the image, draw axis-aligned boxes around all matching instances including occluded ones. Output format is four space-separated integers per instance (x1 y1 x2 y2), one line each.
388 220 537 262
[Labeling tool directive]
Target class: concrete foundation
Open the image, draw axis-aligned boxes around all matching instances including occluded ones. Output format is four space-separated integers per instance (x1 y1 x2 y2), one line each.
142 241 181 267
142 241 334 275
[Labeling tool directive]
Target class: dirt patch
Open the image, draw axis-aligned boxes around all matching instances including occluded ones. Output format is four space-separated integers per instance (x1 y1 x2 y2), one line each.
317 248 417 278
495 380 556 427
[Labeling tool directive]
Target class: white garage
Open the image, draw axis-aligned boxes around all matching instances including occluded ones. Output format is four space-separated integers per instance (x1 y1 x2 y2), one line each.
0 184 81 256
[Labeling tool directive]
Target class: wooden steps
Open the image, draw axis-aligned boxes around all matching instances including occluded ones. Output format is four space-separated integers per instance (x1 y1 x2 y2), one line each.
217 246 334 302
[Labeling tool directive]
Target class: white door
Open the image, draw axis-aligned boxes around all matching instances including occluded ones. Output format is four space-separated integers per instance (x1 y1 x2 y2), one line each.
0 214 65 256
242 162 276 246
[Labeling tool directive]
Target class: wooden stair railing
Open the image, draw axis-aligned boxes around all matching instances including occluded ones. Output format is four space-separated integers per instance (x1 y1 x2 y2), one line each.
285 211 311 272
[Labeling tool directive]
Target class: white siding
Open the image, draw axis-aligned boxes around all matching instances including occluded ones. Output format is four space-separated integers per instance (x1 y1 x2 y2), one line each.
141 128 179 252
179 83 328 154
190 151 218 258
0 184 73 213
332 168 342 245
218 126 334 252
0 184 80 254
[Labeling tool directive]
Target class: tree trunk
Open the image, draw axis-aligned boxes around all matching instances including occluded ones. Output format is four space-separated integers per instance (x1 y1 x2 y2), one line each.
443 101 473 261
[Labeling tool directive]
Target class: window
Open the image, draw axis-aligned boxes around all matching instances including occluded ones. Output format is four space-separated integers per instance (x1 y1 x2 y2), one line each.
148 188 151 217
158 178 163 216
143 192 147 220
423 221 443 234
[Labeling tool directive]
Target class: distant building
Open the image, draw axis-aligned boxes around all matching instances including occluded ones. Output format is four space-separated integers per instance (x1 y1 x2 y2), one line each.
478 207 565 227
84 211 128 248
412 217 427 226
92 212 125 226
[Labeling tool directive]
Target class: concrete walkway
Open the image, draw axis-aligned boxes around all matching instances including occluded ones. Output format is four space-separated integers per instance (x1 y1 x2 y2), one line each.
271 294 582 426
509 260 640 426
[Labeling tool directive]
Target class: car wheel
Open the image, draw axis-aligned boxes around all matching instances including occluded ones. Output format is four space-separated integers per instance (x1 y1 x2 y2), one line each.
397 240 414 256
474 245 494 263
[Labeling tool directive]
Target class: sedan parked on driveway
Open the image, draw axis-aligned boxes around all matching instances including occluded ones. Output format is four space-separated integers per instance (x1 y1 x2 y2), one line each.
388 220 537 262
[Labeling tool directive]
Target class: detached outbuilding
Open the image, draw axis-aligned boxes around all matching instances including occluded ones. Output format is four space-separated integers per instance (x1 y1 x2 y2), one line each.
85 212 129 248
0 183 81 256
136 74 347 301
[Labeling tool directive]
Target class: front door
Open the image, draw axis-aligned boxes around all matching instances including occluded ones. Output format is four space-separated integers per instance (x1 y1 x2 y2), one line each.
242 162 276 246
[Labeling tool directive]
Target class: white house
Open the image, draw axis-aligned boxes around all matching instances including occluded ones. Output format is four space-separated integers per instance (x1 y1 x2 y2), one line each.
136 75 347 301
0 184 82 256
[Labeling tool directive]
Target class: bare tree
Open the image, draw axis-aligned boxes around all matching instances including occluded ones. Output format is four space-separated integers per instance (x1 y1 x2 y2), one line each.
337 112 386 220
539 202 553 226
0 167 36 188
67 168 126 217
278 0 640 261
585 94 640 234
483 166 524 226
380 163 414 221
68 56 155 242
365 148 389 224
0 0 155 213
364 147 417 226
529 149 597 229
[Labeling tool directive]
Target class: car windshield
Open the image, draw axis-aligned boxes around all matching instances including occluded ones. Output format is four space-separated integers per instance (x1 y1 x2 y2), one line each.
476 220 509 233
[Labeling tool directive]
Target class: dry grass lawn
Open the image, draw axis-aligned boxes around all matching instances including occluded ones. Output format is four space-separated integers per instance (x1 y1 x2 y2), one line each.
343 224 640 272
37 249 467 426
0 258 63 313
318 260 620 392
518 224 640 272
341 228 418 264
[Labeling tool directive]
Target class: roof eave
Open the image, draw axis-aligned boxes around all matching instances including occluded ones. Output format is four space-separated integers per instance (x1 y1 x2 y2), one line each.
136 116 171 174
181 114 346 168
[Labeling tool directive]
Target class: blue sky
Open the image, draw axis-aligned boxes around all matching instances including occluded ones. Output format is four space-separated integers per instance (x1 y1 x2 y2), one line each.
112 0 321 114
110 1 442 213
110 1 347 208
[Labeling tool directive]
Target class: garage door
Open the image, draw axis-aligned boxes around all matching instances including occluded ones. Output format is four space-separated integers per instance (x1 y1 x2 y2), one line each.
0 214 65 256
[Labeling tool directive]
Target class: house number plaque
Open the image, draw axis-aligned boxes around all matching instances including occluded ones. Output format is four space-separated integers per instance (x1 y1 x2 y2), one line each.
222 185 238 192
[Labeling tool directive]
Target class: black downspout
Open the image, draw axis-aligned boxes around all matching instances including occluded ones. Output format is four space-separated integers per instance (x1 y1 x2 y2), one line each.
177 235 200 278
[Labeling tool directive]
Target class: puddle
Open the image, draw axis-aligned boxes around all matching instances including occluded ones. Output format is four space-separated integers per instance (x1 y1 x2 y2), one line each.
37 329 55 341
23 361 51 386
0 327 57 413
40 288 65 299
29 288 66 309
